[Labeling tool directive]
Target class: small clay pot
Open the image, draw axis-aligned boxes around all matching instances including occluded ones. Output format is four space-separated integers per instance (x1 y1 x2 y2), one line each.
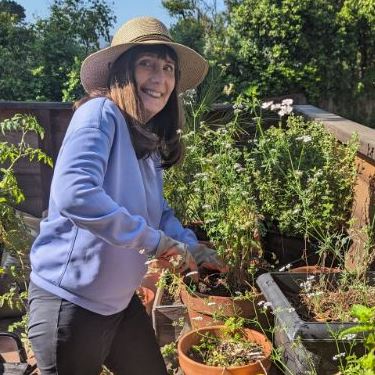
141 272 160 294
289 265 340 274
178 325 272 375
180 285 262 329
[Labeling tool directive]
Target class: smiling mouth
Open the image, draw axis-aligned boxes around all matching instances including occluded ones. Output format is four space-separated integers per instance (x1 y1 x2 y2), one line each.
142 89 163 98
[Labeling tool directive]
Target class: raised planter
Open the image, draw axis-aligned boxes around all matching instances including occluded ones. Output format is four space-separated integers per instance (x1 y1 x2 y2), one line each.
152 286 188 347
256 272 372 374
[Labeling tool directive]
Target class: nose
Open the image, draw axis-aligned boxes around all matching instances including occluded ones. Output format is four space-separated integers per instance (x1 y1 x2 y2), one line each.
150 64 165 84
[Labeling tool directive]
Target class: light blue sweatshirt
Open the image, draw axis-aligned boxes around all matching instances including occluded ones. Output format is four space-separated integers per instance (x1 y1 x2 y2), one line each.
30 97 198 315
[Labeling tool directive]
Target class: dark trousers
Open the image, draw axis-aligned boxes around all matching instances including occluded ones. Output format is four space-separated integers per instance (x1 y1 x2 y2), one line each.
28 282 167 375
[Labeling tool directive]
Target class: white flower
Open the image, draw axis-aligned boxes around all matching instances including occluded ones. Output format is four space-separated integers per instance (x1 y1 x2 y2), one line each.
296 135 312 143
185 270 199 278
281 98 293 106
263 302 272 310
279 263 292 272
278 109 287 117
287 307 296 313
341 333 357 341
271 103 281 111
223 83 234 96
176 129 183 134
261 101 274 109
332 353 346 361
306 291 323 298
300 280 313 292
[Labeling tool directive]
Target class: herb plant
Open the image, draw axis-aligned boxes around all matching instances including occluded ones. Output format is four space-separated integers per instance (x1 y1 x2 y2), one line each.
0 114 52 332
252 114 359 242
339 304 375 374
189 317 266 367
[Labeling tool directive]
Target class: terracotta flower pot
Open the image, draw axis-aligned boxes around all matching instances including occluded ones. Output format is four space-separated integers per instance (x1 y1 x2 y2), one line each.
141 272 160 294
289 265 340 274
178 325 272 375
140 259 170 294
180 285 262 329
137 286 155 316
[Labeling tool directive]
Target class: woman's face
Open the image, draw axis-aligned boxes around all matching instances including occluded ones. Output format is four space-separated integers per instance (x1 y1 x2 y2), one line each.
134 52 176 122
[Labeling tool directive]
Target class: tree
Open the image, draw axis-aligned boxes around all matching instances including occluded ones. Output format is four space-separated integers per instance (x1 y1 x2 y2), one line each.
207 0 343 101
0 0 116 101
206 0 375 126
337 0 375 95
0 11 36 100
31 0 116 101
0 0 25 21
162 0 223 54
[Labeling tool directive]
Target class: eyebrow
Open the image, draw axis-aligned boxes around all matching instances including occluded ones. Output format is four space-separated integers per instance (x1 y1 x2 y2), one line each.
137 53 175 65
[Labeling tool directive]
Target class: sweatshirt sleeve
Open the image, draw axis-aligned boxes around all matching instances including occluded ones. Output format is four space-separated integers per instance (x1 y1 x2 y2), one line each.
159 199 198 246
51 107 160 254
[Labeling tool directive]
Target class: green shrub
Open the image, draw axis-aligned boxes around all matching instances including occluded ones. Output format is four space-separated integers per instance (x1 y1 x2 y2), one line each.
252 114 358 240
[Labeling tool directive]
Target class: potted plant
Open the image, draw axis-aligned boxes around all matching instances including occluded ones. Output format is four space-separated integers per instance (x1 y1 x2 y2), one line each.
178 317 272 375
252 106 358 269
164 87 269 327
178 110 268 328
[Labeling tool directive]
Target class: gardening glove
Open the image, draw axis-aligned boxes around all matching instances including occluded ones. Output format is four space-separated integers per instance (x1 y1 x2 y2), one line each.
155 231 198 278
189 243 228 273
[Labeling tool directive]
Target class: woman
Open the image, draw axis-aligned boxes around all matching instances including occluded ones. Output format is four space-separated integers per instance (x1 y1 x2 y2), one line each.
28 16 224 375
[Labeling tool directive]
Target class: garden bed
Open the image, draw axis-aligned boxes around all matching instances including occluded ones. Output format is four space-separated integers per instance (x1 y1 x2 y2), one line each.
152 286 188 347
257 272 374 374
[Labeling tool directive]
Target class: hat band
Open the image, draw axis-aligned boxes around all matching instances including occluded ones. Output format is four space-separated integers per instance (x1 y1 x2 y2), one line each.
128 34 173 44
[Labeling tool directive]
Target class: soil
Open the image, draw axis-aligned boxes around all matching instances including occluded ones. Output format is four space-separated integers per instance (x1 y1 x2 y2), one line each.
283 275 375 322
187 332 265 367
161 288 181 306
183 268 261 298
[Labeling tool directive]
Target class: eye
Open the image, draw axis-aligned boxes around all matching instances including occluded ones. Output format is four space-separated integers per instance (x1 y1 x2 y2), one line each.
164 64 175 73
137 58 153 68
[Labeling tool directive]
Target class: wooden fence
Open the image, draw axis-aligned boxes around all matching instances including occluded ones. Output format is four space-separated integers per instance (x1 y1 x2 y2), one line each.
0 102 72 216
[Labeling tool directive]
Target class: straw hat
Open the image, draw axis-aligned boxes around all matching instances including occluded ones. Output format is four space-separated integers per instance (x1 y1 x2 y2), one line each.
81 16 209 93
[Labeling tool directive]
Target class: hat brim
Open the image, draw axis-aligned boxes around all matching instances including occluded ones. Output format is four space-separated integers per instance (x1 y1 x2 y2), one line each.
80 40 209 93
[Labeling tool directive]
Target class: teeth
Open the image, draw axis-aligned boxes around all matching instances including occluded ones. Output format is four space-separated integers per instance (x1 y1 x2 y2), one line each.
144 89 162 98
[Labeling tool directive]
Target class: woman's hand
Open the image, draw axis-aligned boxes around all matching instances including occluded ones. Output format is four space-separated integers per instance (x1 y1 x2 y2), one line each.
155 232 198 280
189 243 228 273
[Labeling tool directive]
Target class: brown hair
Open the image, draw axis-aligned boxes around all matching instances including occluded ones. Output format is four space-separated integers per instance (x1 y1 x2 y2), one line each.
75 45 183 169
